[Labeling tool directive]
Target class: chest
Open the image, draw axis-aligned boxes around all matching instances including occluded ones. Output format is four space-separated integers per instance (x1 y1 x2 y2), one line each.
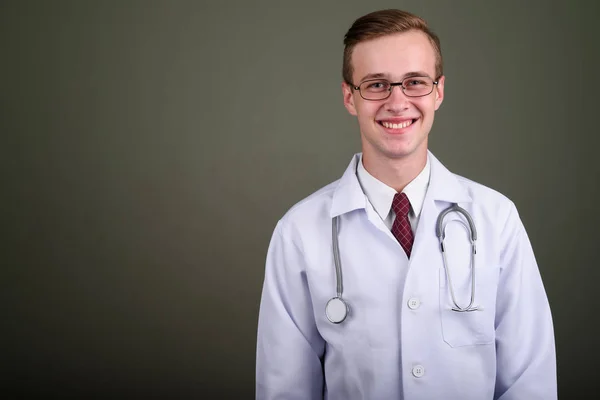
304 202 502 348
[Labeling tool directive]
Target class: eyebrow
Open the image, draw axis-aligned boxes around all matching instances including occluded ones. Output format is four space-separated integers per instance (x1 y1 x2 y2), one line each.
358 71 433 83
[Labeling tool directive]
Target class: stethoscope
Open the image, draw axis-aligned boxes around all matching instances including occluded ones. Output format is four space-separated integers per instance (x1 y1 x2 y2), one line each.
325 203 479 324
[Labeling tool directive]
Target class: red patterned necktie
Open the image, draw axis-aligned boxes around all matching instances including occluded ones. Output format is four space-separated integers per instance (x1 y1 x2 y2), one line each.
391 192 414 258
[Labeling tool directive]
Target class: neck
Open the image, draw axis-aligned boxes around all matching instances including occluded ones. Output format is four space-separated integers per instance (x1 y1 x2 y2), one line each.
362 151 427 192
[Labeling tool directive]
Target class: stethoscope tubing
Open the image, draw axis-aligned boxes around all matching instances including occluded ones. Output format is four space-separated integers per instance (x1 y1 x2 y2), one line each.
327 203 479 323
332 215 343 298
436 204 479 312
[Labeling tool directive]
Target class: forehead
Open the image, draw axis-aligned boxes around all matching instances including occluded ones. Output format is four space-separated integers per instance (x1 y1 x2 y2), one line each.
351 30 437 82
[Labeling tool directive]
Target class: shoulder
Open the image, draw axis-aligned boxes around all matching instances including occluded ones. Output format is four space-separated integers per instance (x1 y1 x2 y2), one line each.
452 172 521 231
429 151 515 215
269 153 362 243
275 179 339 236
455 173 512 206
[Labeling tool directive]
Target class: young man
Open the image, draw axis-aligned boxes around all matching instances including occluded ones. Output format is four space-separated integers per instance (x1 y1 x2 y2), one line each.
256 9 556 400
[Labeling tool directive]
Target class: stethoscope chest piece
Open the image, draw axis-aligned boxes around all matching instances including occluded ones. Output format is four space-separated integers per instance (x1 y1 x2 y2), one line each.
326 297 348 324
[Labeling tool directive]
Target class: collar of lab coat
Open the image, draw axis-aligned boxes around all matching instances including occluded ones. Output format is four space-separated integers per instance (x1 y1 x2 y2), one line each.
330 151 473 218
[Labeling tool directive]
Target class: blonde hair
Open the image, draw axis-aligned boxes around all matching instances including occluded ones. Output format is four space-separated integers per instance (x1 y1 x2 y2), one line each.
343 9 443 84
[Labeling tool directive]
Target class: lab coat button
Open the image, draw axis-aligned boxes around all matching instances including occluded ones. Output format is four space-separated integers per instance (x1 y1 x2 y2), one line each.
412 365 425 378
407 298 421 310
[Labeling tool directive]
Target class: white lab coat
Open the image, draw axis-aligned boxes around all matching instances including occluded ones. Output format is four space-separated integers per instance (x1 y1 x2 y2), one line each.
256 152 556 400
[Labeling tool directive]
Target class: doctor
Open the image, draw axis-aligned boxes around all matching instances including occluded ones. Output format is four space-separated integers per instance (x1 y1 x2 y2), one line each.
256 8 556 400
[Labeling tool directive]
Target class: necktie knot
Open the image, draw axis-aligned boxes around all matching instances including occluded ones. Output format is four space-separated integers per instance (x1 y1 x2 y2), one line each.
392 192 411 218
391 192 414 258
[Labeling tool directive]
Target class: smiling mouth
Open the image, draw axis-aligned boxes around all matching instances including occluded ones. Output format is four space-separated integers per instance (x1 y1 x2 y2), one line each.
379 119 416 129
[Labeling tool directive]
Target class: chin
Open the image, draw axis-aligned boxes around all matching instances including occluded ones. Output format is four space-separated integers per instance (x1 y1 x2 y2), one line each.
382 142 427 160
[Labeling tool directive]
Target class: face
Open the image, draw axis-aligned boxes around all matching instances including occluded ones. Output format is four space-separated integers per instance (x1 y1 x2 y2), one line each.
343 30 445 165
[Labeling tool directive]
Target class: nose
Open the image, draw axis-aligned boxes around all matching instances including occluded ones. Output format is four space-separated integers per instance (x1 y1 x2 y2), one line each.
384 84 410 112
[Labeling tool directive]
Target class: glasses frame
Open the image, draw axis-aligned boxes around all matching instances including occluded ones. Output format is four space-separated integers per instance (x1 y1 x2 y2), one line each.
351 76 439 101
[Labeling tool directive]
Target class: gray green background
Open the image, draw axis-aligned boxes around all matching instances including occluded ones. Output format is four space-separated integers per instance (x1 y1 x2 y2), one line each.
3 0 599 398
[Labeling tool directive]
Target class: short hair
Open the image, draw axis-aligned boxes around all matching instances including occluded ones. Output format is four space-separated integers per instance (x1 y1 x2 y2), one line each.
342 9 443 84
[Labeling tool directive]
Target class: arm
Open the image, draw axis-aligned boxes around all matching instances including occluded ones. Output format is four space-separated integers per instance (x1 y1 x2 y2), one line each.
256 220 325 400
494 203 557 400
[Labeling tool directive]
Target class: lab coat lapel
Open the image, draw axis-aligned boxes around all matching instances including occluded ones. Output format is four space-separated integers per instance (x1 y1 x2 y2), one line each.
330 153 407 240
330 154 367 218
411 152 473 264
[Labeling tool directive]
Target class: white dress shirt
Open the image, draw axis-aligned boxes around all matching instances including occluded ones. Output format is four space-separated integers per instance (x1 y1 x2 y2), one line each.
356 154 431 233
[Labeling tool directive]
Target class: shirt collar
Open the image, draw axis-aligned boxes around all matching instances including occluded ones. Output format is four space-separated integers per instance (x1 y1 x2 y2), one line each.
330 151 472 218
356 154 431 221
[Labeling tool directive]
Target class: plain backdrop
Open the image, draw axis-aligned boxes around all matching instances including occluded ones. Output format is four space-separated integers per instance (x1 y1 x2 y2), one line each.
3 0 600 398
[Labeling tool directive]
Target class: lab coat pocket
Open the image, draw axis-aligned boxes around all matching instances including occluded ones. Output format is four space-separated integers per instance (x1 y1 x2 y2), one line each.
439 266 499 347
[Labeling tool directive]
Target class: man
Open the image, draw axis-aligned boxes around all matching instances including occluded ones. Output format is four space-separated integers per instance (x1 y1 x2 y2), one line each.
256 9 556 400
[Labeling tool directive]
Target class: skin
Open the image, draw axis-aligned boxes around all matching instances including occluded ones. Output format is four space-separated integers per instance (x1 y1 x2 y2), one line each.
342 30 445 192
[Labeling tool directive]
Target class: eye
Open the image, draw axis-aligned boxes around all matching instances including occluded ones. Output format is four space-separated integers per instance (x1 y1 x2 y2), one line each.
362 80 389 92
405 79 427 87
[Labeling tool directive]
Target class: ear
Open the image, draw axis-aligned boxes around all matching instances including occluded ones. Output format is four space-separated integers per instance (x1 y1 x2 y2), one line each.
434 75 445 111
342 82 358 116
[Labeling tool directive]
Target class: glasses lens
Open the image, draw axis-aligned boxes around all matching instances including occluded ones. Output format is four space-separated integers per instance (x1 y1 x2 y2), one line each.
402 77 434 97
359 80 391 100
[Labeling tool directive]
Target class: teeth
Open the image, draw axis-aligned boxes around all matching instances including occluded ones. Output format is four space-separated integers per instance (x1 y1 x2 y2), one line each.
382 120 413 129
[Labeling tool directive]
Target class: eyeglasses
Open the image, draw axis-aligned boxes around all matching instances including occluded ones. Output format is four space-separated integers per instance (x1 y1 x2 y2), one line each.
351 76 439 100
